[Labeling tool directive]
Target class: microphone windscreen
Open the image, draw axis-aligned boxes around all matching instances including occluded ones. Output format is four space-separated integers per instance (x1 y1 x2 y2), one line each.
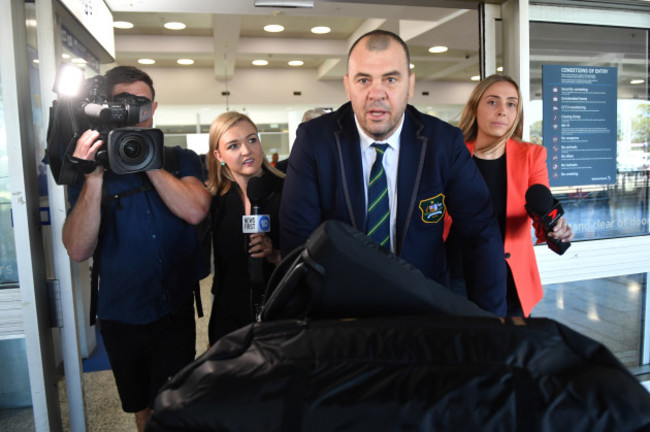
525 184 554 215
247 176 267 206
83 103 104 119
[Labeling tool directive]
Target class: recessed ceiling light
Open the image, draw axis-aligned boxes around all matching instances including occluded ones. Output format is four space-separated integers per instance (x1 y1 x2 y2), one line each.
470 75 481 81
252 59 269 66
164 22 186 30
33 59 40 64
26 19 37 28
311 26 330 34
264 24 284 33
630 79 645 85
113 21 134 29
71 58 87 64
497 66 504 72
138 58 156 65
428 46 448 54
177 58 194 65
62 53 70 59
288 60 304 66
410 63 415 69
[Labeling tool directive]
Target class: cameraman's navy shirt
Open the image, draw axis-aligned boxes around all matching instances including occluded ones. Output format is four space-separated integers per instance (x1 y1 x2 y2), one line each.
67 146 206 325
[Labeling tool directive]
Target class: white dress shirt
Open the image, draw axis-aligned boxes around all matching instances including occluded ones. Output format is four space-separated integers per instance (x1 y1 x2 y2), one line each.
354 114 404 253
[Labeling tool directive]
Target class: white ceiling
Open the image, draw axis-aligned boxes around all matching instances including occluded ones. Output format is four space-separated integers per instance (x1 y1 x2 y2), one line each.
104 0 648 96
106 0 491 83
96 0 648 122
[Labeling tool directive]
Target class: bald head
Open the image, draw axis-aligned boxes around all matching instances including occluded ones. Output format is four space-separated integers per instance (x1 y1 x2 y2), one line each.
348 30 411 72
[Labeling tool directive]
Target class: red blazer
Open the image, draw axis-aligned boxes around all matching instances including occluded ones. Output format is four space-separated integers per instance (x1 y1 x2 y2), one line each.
445 138 549 316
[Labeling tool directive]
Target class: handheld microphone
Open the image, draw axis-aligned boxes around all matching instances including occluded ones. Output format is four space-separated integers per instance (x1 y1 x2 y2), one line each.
525 184 571 255
244 176 271 284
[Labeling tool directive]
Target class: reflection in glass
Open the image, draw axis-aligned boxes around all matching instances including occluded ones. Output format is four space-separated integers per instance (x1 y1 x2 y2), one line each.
535 273 646 369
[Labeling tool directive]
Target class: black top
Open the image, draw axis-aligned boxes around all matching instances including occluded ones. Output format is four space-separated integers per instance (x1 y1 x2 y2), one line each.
208 170 283 344
473 154 507 240
472 154 521 316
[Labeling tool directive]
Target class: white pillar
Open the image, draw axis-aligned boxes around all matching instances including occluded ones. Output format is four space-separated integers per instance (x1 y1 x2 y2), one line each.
502 0 530 140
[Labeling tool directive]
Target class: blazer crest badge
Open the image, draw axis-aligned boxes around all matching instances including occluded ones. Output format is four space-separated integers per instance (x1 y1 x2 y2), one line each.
419 194 446 223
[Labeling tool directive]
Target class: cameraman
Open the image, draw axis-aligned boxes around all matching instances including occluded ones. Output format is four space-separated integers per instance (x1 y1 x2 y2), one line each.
62 66 211 431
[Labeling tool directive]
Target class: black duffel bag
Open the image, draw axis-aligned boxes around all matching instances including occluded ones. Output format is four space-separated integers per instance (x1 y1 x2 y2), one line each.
146 221 650 432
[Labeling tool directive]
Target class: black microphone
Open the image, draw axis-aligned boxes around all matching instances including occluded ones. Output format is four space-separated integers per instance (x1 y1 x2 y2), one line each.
244 176 271 284
525 184 571 255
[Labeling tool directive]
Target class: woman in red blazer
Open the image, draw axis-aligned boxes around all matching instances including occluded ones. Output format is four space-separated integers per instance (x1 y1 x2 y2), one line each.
446 75 573 317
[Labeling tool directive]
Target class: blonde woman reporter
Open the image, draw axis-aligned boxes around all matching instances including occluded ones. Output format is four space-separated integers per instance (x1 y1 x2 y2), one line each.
206 111 285 344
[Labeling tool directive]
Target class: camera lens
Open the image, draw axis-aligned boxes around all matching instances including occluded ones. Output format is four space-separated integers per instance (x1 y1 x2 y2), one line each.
107 128 164 174
123 140 143 160
118 135 148 165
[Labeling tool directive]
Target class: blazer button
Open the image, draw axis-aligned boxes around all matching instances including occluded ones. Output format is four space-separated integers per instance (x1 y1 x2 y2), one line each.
504 252 511 259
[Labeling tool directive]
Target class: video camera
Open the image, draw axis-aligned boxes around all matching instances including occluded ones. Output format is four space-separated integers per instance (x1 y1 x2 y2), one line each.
45 72 164 185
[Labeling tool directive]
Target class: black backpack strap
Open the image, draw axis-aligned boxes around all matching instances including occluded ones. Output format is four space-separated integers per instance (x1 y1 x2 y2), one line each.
89 220 104 326
163 146 180 176
194 283 203 318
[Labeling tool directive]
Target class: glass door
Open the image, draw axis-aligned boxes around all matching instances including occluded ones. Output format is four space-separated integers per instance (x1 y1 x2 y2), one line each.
528 4 650 374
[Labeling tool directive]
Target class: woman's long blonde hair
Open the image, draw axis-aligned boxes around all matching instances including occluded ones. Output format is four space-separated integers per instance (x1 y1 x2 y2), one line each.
206 111 284 196
458 74 524 143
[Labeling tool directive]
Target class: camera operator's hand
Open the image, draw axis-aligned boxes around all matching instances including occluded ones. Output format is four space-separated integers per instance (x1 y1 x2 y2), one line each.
74 130 104 162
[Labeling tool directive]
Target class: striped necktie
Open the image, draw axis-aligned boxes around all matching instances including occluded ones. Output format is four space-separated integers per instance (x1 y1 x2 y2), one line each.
367 143 390 248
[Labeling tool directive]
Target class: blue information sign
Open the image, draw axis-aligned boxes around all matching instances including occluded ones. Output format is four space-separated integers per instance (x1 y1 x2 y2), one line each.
542 65 617 187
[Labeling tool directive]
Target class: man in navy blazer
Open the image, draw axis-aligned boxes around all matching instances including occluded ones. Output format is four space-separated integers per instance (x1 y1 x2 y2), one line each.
280 30 506 315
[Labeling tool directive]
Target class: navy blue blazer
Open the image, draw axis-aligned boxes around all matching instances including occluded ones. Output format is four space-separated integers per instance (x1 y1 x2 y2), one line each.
280 102 506 315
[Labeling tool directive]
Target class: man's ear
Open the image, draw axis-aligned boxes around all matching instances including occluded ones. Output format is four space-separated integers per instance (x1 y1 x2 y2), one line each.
408 71 415 99
151 100 159 115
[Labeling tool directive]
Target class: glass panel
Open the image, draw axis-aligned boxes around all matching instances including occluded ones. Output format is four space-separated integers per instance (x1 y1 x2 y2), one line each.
259 131 290 161
0 27 19 289
535 273 647 369
529 23 649 241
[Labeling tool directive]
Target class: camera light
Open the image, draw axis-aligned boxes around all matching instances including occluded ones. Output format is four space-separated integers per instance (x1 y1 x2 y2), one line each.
54 63 85 97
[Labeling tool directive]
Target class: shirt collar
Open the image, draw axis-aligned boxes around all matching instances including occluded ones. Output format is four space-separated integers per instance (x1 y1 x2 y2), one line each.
354 113 404 152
